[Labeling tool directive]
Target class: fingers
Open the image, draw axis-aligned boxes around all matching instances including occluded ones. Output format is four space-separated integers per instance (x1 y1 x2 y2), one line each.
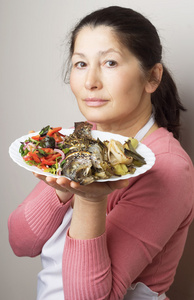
69 181 110 201
33 172 47 182
66 178 129 197
33 172 71 193
46 176 59 185
33 172 129 201
33 173 58 186
33 173 57 187
56 176 71 187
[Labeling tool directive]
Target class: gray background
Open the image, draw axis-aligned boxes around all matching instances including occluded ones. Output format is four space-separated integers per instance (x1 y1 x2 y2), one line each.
1 0 194 299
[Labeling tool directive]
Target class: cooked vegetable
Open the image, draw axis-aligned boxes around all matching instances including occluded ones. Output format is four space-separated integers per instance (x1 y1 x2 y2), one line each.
39 125 50 137
47 127 62 136
40 136 56 149
19 126 68 175
113 164 129 175
19 122 146 183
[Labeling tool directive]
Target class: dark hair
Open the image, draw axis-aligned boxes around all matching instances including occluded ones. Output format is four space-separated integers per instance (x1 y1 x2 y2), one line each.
64 6 186 139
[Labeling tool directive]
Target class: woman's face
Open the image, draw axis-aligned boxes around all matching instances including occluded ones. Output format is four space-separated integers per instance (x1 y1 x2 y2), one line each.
70 25 152 131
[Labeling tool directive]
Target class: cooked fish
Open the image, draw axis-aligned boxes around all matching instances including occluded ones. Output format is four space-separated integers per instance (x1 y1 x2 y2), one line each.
62 151 95 185
62 122 112 184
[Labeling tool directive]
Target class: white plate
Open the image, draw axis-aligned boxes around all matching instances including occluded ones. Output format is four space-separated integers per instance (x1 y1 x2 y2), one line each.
9 129 156 181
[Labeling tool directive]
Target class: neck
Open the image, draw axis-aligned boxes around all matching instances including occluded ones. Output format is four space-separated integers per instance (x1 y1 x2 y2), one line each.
96 107 153 138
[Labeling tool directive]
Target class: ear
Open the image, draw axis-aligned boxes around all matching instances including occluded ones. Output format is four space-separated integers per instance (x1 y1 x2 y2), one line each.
145 63 163 93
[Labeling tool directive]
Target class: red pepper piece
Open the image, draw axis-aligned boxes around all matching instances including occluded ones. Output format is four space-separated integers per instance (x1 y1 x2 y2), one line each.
28 151 41 163
47 127 62 136
23 155 33 162
53 132 63 143
41 148 54 154
45 153 61 160
31 135 45 141
41 158 56 166
31 135 40 141
51 153 61 159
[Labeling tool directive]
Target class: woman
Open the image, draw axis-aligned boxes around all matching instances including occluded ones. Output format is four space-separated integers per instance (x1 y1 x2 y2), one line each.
8 6 194 300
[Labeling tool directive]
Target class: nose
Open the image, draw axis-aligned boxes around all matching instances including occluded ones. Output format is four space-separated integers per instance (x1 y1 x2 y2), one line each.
85 68 102 90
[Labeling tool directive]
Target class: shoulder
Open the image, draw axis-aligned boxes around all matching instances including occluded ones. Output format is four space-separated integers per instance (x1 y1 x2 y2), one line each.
143 127 193 172
143 128 194 199
144 128 189 156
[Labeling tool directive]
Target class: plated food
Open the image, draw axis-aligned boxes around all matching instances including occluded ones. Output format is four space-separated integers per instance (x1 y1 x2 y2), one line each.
9 122 156 184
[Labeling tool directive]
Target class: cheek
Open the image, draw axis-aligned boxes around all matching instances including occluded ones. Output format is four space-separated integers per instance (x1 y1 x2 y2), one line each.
110 76 146 110
119 75 146 97
110 77 134 98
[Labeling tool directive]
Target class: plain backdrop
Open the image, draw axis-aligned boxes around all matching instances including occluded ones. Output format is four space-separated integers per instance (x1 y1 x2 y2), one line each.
1 1 194 299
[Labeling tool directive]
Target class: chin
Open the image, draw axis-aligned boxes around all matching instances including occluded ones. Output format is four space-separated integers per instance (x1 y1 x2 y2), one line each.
81 111 108 125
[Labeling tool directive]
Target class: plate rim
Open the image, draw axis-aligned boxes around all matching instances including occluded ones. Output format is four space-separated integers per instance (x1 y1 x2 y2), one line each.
9 128 156 181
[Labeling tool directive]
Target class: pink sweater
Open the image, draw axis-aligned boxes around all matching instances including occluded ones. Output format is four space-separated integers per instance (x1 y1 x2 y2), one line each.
8 128 194 300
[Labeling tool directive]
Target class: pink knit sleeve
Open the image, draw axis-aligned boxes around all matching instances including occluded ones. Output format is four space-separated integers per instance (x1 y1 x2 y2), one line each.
8 180 72 257
63 232 112 299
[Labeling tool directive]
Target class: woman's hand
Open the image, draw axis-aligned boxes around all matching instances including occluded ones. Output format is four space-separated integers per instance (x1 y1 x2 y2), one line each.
33 172 129 203
66 178 129 202
33 173 74 204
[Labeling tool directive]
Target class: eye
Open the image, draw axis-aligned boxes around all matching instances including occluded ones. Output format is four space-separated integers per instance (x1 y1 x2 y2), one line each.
74 61 87 69
105 60 117 67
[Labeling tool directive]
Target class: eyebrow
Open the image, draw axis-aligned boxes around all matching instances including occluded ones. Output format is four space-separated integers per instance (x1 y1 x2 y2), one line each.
72 48 122 58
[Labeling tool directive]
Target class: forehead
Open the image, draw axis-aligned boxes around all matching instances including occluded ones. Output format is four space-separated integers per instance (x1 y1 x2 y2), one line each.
73 25 122 52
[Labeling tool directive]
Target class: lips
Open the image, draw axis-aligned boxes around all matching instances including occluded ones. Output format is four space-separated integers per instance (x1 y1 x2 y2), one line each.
83 98 108 107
